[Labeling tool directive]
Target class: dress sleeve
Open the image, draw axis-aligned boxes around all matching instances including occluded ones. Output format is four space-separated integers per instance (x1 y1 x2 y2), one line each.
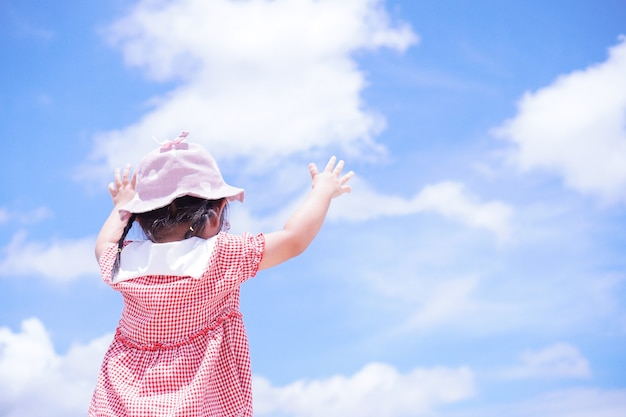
97 241 133 285
214 232 265 285
97 243 119 284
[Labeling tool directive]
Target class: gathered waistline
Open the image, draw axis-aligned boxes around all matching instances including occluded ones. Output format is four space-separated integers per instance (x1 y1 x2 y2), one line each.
115 309 243 351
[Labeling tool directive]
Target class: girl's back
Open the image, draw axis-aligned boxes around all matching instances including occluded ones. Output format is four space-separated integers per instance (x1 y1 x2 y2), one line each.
92 233 263 417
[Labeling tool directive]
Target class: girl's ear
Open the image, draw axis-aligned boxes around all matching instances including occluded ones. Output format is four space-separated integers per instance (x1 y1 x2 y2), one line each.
211 200 228 227
209 214 220 228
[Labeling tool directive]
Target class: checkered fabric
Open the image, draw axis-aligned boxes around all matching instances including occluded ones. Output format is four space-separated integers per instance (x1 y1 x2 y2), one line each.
89 232 265 417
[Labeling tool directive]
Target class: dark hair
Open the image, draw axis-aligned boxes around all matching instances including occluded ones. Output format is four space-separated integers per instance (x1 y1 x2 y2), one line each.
111 196 229 278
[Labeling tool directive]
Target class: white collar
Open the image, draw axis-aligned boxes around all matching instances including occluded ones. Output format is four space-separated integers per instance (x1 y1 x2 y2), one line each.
114 237 217 283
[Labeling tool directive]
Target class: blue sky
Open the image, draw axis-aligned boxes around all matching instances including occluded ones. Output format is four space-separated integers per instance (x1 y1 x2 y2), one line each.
1 0 626 416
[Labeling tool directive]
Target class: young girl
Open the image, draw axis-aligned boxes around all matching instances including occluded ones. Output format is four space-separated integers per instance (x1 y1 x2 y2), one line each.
89 132 354 417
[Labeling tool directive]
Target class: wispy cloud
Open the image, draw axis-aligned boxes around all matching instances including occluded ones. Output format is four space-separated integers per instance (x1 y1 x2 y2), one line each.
392 276 480 332
499 343 592 380
254 362 474 417
494 37 626 203
325 194 626 342
451 388 626 417
0 232 98 282
330 178 513 240
228 176 513 242
0 206 52 226
5 7 56 41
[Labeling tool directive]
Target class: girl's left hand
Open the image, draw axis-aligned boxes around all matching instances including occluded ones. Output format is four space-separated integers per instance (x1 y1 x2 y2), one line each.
309 156 354 199
108 164 136 207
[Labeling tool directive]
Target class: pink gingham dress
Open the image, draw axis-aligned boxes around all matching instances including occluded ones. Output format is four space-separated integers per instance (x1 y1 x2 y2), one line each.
89 232 265 417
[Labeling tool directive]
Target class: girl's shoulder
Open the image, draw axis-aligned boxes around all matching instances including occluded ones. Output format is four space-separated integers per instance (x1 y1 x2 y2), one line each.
210 232 265 283
215 232 265 254
213 232 265 271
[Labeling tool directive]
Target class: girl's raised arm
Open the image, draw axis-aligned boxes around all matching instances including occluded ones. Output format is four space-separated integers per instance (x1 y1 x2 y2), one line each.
259 156 354 271
95 165 136 260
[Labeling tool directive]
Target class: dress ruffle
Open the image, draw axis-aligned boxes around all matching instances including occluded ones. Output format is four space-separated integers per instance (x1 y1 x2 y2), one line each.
115 309 243 351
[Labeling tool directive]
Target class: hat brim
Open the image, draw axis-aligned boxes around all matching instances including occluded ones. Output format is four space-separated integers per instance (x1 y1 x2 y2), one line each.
118 185 244 218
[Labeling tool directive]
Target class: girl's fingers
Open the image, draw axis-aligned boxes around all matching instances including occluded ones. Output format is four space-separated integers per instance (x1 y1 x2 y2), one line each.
340 170 355 184
114 168 121 187
324 156 337 173
122 164 131 184
308 163 319 180
312 158 353 191
113 165 133 190
333 159 345 176
107 182 117 197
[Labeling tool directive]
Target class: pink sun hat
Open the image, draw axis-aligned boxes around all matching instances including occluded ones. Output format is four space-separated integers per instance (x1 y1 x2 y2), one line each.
119 132 244 218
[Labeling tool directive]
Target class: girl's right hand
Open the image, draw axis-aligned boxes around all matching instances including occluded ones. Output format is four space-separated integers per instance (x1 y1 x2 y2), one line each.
308 156 355 199
108 164 137 207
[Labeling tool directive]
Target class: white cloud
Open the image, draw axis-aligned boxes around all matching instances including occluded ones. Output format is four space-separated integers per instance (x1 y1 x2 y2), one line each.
454 388 626 417
0 318 111 417
0 320 622 417
80 0 417 181
0 232 98 282
494 37 626 203
330 178 512 240
500 343 592 380
253 362 475 417
0 319 475 417
0 206 52 226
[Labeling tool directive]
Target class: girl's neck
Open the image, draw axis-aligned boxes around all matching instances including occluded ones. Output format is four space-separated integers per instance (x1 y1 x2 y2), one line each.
153 224 191 243
153 222 221 243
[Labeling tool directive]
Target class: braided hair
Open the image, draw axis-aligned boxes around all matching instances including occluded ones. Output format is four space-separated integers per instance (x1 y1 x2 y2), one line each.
111 196 228 278
111 213 137 279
